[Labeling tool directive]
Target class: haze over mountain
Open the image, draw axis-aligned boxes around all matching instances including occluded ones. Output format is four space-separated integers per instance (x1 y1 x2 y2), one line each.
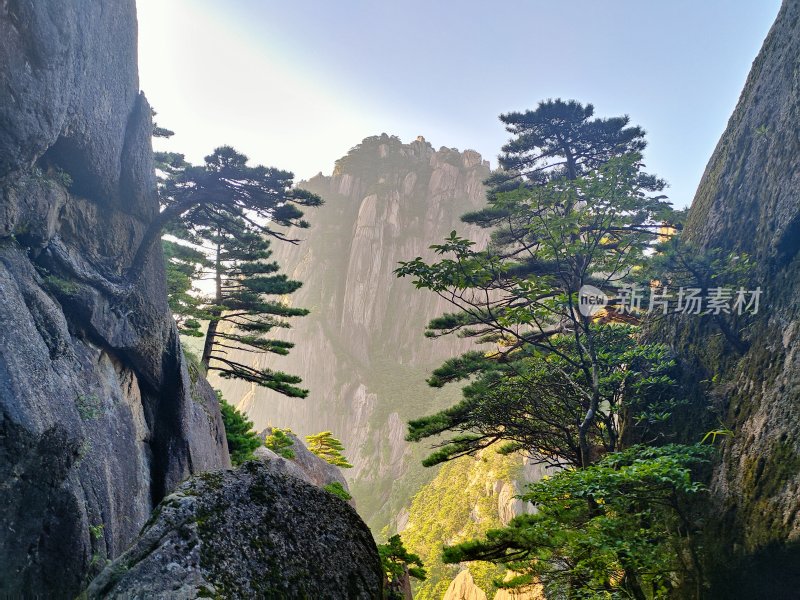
214 134 493 529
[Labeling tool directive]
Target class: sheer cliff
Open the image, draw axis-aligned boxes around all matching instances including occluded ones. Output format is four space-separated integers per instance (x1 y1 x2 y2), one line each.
663 0 800 593
0 2 229 596
216 134 491 530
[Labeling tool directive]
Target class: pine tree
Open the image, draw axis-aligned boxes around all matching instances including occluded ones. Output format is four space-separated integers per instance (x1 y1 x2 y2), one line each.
442 445 712 598
264 428 296 459
379 534 427 600
154 146 320 397
162 238 209 338
198 213 310 397
396 99 707 599
129 145 321 282
305 431 353 468
217 392 262 466
397 151 675 467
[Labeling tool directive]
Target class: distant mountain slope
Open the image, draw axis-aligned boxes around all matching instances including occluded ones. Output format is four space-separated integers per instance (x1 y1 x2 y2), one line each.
402 451 547 600
214 133 491 530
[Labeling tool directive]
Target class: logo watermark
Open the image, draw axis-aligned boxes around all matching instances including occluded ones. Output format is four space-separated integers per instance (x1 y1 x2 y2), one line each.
578 285 609 317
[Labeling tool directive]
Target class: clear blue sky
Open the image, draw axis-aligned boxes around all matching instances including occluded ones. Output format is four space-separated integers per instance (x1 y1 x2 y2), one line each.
137 1 781 208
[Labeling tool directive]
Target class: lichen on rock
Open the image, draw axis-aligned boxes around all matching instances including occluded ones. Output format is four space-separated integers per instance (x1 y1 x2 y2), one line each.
86 461 383 599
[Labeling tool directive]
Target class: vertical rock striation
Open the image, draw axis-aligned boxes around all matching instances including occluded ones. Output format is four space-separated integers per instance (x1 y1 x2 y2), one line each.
0 2 229 597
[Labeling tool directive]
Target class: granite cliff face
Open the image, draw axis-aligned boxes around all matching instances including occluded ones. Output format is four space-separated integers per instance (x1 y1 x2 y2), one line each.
216 134 491 529
665 0 800 592
0 2 229 596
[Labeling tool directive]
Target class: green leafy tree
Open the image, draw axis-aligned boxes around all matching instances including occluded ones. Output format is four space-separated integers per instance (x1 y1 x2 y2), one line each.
412 324 682 470
379 534 427 600
217 392 261 465
397 151 674 468
306 431 353 468
443 445 712 599
396 100 711 598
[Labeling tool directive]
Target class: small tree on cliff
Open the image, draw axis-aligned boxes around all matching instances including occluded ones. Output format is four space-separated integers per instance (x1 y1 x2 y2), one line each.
306 431 353 468
217 391 262 465
379 534 427 600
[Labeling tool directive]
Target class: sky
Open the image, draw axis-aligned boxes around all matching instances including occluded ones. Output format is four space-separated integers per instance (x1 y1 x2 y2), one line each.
136 1 781 209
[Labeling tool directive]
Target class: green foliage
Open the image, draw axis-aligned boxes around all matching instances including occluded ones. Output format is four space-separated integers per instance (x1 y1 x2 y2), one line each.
264 428 295 460
151 108 175 139
44 275 80 296
89 524 105 541
395 99 719 596
402 452 521 599
182 346 206 382
217 392 261 465
379 534 427 599
492 99 655 186
700 425 734 445
31 165 72 188
305 431 353 468
407 324 682 469
323 482 352 501
163 239 210 338
443 445 713 599
397 148 675 468
75 393 102 420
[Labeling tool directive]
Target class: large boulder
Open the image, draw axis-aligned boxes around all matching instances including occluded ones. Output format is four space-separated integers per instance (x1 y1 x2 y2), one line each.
86 461 384 599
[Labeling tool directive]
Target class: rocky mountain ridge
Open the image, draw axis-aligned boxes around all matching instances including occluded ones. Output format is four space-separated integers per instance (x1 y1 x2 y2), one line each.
216 133 493 531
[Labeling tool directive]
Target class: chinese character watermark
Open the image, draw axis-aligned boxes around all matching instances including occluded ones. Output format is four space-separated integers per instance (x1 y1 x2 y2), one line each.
577 285 763 316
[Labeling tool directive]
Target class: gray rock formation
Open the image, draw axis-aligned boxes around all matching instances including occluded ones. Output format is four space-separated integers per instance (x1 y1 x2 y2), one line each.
662 0 800 593
256 427 352 491
0 2 229 596
86 461 383 599
216 134 491 531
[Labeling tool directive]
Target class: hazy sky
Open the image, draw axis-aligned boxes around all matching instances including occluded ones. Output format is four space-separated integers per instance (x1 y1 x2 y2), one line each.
137 1 781 208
